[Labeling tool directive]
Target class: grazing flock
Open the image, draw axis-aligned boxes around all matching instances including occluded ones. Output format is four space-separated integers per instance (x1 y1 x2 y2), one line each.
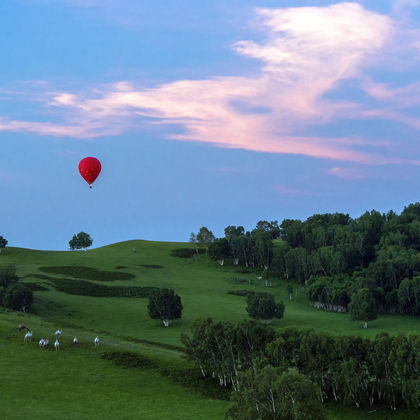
19 323 100 352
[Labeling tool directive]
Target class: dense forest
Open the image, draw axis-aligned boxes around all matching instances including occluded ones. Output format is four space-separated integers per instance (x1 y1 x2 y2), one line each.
191 203 420 318
182 319 420 416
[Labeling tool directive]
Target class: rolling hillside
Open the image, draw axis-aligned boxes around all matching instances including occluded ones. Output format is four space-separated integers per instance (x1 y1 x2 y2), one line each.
0 240 419 419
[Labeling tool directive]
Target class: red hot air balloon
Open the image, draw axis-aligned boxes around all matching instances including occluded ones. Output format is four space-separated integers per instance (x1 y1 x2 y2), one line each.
79 157 101 188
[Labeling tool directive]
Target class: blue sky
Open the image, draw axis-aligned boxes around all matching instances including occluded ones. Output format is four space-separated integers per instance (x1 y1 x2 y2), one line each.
1 0 420 250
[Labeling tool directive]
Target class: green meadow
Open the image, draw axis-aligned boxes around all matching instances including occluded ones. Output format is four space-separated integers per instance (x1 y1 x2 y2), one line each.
0 240 419 419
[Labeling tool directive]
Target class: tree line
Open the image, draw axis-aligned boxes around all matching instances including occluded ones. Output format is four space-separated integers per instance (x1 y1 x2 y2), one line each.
182 319 420 418
192 203 420 318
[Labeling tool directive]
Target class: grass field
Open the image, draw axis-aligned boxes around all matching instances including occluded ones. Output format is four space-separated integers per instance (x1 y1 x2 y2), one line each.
0 240 419 419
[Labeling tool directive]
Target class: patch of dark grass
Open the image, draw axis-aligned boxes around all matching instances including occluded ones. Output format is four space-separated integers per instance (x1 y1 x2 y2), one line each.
23 274 52 281
101 351 231 400
235 267 253 274
102 351 159 369
43 276 158 298
22 282 48 291
230 277 254 285
38 266 135 281
227 290 254 296
115 265 127 269
140 264 163 269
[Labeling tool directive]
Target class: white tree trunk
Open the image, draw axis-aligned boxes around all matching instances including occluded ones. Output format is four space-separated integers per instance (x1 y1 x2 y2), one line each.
219 259 224 266
162 319 170 327
234 258 239 265
364 321 368 329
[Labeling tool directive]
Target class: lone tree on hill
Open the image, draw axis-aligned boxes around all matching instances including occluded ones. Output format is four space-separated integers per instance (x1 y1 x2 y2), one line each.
246 292 285 322
0 235 7 254
69 232 93 250
148 288 183 327
349 288 377 328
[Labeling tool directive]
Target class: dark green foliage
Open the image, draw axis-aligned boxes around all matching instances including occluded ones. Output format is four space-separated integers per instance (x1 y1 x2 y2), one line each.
182 318 274 389
255 220 281 239
39 266 134 281
252 229 274 269
349 288 377 327
398 277 420 315
45 276 157 298
307 275 352 311
266 329 420 410
0 235 7 253
147 288 183 326
140 264 163 269
208 238 230 265
115 265 127 269
0 266 18 288
0 286 5 304
227 290 254 296
69 231 93 250
170 248 196 258
3 283 33 311
183 319 420 410
196 227 215 250
227 367 326 420
246 292 285 320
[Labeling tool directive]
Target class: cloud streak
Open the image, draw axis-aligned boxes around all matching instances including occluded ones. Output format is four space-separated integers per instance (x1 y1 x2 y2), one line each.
1 2 420 165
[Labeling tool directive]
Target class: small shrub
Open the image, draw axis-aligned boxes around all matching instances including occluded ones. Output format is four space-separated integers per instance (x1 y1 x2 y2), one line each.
246 292 285 321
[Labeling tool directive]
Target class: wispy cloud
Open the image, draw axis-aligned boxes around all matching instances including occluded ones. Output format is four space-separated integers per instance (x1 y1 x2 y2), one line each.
328 166 366 180
1 2 420 165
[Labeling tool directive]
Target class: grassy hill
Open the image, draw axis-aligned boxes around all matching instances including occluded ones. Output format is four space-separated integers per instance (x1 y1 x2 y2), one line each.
0 240 419 419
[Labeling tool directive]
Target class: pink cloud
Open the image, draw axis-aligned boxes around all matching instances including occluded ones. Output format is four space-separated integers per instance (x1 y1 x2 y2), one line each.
1 2 419 167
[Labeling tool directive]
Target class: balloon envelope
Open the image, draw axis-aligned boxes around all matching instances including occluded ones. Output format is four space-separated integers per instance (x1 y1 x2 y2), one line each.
79 157 101 188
